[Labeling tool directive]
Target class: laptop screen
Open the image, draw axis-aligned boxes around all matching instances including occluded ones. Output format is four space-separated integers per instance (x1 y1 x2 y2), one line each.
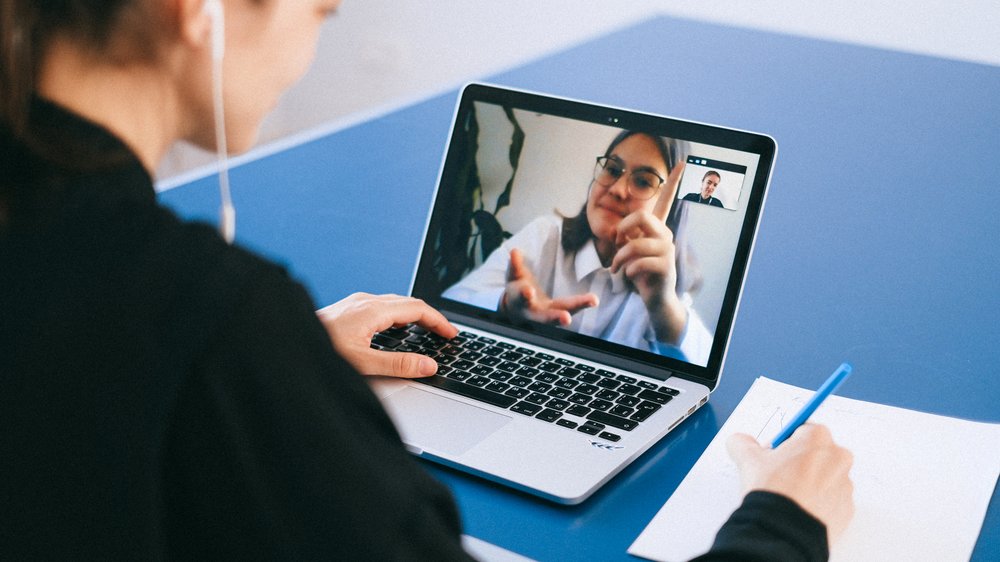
412 84 775 386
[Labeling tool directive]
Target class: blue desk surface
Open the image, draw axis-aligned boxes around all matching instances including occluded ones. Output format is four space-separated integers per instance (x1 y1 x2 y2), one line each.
161 15 1000 561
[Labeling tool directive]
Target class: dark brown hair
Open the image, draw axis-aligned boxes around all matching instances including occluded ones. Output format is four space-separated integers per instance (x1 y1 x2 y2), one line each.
0 1 162 138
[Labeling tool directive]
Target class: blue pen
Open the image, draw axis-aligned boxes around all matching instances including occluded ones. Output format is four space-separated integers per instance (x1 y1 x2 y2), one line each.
770 362 853 448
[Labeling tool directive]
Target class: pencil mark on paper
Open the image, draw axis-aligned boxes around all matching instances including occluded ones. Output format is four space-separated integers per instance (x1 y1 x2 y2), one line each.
755 407 786 441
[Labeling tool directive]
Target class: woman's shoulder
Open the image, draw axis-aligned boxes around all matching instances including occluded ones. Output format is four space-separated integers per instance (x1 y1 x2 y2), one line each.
144 210 320 349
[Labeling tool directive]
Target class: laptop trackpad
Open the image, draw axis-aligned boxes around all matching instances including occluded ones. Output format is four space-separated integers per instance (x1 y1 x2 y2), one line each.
384 386 512 456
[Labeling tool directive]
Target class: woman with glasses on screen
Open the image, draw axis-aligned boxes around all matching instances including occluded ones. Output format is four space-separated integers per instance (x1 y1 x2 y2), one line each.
444 131 713 365
1 1 852 559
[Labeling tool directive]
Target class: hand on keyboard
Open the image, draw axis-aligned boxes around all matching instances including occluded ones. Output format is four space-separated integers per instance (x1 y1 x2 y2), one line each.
317 292 458 378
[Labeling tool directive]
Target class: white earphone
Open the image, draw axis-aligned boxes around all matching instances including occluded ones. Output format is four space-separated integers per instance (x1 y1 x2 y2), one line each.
204 0 235 244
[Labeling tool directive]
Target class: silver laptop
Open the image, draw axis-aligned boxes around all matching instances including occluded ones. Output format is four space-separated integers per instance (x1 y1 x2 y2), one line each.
369 83 776 504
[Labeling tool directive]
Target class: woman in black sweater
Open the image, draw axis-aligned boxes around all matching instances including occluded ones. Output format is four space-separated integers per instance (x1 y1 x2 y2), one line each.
0 1 853 559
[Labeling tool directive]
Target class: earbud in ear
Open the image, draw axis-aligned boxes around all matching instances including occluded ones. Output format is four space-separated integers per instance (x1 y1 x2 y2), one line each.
203 0 225 62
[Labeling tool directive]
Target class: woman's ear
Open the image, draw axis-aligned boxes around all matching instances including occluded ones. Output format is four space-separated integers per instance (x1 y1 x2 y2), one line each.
173 0 216 52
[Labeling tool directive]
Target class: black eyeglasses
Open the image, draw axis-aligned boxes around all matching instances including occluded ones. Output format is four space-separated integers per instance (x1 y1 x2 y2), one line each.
593 156 665 200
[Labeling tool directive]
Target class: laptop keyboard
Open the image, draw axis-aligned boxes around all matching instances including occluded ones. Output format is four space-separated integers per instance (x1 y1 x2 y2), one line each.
372 325 681 443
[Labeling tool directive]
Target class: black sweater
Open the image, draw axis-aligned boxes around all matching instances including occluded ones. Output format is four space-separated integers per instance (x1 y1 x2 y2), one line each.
0 99 827 561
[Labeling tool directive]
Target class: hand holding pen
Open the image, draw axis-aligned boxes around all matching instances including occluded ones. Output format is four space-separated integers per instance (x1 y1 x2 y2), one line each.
726 364 856 546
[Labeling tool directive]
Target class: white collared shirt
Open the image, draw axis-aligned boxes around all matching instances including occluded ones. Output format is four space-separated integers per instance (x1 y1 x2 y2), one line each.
442 215 713 365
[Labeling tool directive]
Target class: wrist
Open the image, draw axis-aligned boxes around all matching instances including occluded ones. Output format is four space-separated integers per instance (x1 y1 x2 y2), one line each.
650 292 686 344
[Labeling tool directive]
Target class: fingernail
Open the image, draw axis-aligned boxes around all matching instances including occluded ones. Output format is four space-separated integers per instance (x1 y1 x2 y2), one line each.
419 357 438 376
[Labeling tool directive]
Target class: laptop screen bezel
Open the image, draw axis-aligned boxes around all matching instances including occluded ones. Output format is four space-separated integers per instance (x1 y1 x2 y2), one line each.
411 83 776 390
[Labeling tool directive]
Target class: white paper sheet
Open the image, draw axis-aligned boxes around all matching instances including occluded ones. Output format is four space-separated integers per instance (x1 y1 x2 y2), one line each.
629 376 1000 562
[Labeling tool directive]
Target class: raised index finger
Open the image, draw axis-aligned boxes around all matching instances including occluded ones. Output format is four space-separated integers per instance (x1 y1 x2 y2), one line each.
652 160 686 222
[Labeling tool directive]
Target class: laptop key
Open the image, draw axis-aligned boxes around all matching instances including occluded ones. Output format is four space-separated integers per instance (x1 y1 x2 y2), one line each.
485 381 510 394
638 389 672 404
586 411 638 431
496 361 520 372
535 372 559 383
576 424 600 435
535 409 562 423
556 419 578 429
609 405 634 418
415 376 516 408
467 376 490 388
545 398 571 411
598 432 621 443
527 382 552 393
616 395 641 407
559 367 581 378
504 387 530 399
596 378 621 390
618 383 642 396
511 401 543 416
404 334 429 345
451 359 474 371
488 370 512 382
555 378 579 390
372 333 403 348
637 400 662 414
539 361 562 373
630 408 656 422
547 387 572 399
482 346 505 357
470 365 493 377
596 389 620 401
588 399 613 411
479 356 501 367
566 405 591 417
525 392 549 405
459 350 484 362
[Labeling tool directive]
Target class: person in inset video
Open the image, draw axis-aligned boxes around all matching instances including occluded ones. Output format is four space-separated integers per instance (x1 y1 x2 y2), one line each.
443 131 712 364
683 170 725 208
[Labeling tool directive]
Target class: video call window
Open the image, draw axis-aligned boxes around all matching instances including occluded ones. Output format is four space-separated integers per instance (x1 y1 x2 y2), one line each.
677 157 748 211
428 102 760 368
